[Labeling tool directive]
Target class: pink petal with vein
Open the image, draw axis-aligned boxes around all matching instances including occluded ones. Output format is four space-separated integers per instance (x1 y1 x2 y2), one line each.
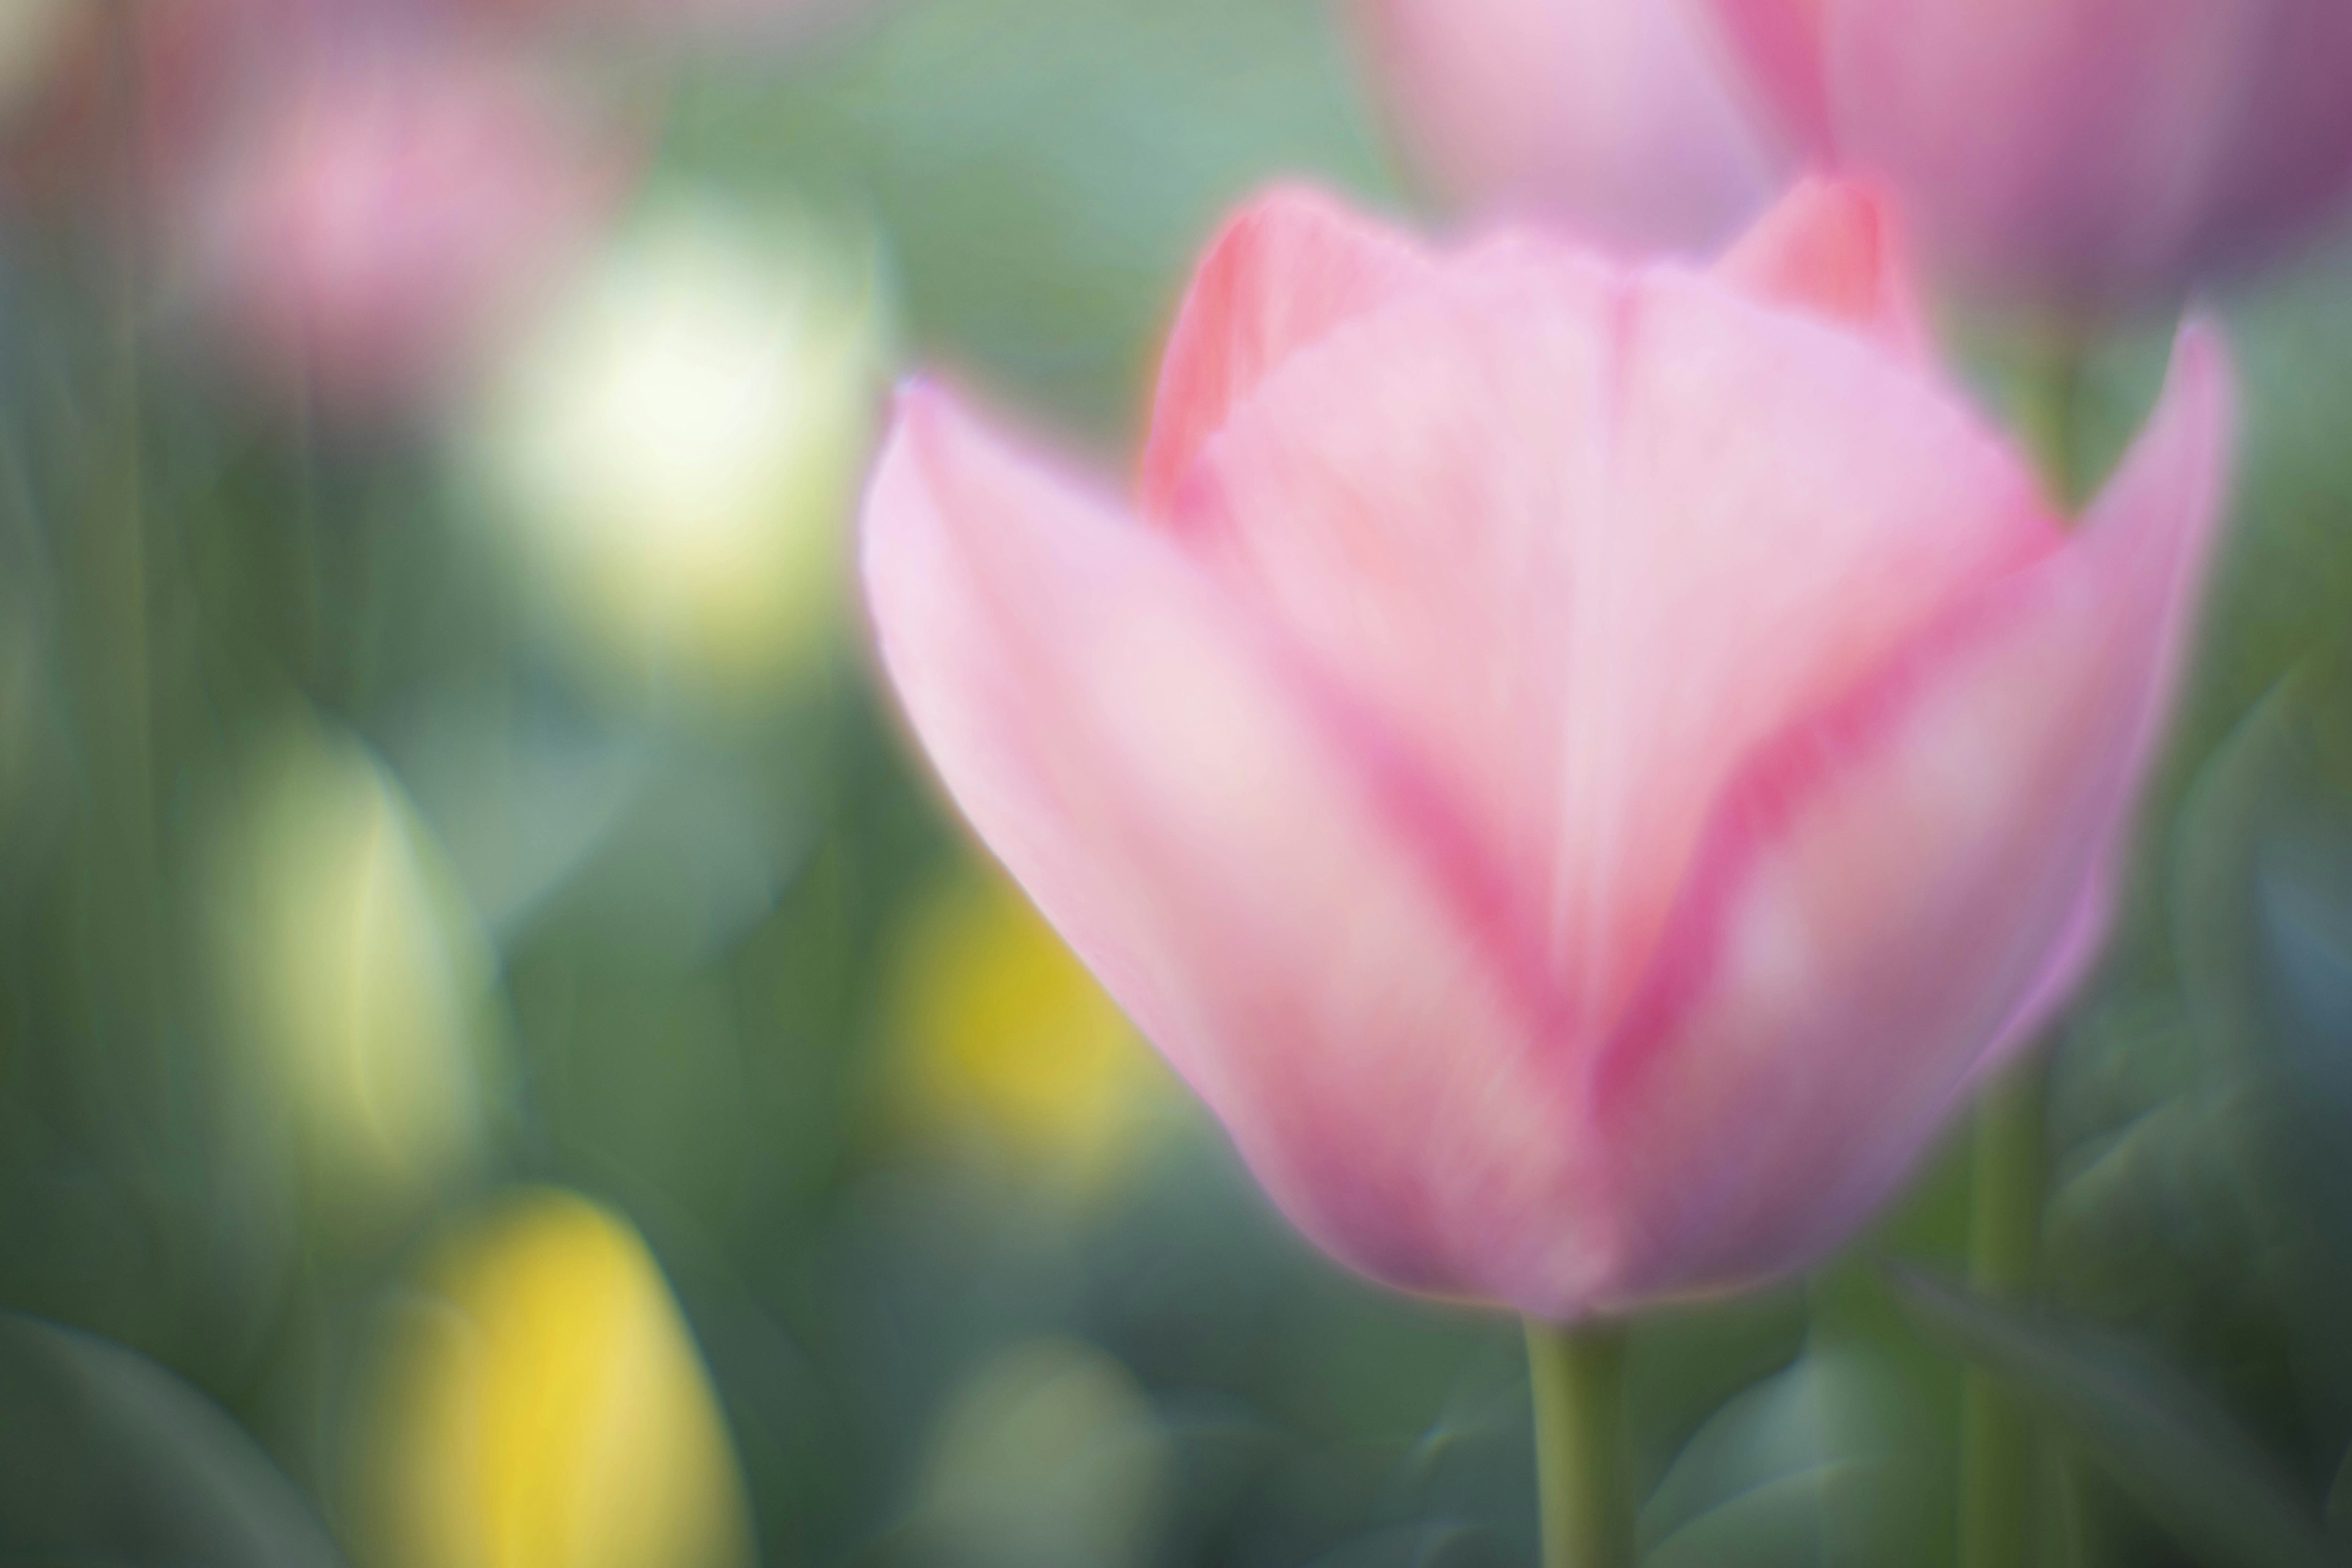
1594 324 2231 1302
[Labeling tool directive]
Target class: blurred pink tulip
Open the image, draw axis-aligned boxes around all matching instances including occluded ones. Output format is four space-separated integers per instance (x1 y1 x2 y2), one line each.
15 0 338 204
1344 0 1781 251
187 45 619 416
9 1 628 416
1706 0 2352 304
861 180 2230 1319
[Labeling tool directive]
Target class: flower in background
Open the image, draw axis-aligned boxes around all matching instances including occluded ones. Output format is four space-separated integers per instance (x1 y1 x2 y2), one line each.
184 43 620 418
884 864 1175 1198
353 1188 753 1568
911 1337 1174 1568
1704 0 2352 306
861 179 2231 1320
94 0 326 181
461 195 887 699
1341 0 1781 251
201 720 500 1223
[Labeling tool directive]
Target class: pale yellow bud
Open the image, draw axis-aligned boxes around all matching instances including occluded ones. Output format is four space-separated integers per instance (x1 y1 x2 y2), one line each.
203 721 497 1221
461 194 888 699
884 866 1175 1197
354 1189 755 1568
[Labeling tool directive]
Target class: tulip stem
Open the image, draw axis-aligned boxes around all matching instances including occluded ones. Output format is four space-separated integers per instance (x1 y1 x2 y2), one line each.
1959 333 2082 1568
1525 1317 1635 1568
2013 326 2087 506
1961 1058 2048 1568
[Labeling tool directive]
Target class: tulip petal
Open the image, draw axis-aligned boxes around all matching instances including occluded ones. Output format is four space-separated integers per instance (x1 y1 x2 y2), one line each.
1176 256 2053 1034
1593 324 2231 1303
1710 0 2352 301
864 383 1614 1313
1348 0 1780 252
1703 0 1834 153
1802 0 2258 300
2193 1 2352 277
1713 178 1928 361
1139 186 1433 517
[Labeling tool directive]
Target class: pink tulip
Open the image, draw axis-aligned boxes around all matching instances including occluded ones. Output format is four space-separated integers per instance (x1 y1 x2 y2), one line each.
1343 0 1782 251
19 0 363 206
185 43 620 416
861 180 2231 1318
1706 0 2352 304
13 0 628 415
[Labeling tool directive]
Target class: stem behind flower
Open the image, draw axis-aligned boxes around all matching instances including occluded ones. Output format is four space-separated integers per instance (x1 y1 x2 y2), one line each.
1960 331 2084 1568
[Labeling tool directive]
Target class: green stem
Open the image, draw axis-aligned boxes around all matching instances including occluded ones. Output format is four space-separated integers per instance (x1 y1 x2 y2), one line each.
2012 333 2086 507
1959 332 2083 1568
1526 1317 1635 1568
1961 1058 2048 1568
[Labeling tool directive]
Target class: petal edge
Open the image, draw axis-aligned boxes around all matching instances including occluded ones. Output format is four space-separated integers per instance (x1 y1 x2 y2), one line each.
1139 185 1432 518
1713 176 1929 361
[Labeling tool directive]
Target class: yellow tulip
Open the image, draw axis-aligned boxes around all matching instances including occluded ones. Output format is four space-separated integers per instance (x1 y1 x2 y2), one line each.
885 865 1175 1196
355 1189 754 1568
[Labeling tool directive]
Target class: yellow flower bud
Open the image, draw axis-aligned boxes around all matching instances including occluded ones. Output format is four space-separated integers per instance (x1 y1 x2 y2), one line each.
354 1189 754 1568
203 721 497 1221
885 866 1175 1197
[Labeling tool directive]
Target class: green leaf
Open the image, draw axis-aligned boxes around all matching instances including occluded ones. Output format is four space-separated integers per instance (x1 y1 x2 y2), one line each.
1643 1461 1888 1568
0 1314 344 1568
1884 1267 2334 1568
2174 639 2352 1063
2169 639 2352 1257
1638 1351 1918 1568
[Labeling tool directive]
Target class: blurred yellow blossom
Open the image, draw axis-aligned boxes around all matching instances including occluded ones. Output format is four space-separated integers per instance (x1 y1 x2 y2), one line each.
885 865 1175 1196
202 719 499 1221
460 192 888 698
354 1188 753 1568
913 1336 1174 1568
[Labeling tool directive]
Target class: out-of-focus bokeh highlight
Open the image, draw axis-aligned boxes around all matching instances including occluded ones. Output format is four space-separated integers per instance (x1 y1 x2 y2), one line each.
0 1 2348 1565
909 1336 1174 1568
459 194 884 698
